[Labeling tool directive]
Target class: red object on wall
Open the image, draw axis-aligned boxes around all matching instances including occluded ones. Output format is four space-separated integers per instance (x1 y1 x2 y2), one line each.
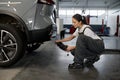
70 26 76 34
86 15 90 25
115 15 119 36
101 19 104 33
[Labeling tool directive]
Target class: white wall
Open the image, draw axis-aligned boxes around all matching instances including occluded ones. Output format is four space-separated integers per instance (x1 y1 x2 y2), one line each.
90 15 105 25
107 10 120 35
60 15 105 25
59 8 105 25
107 14 116 35
56 18 63 34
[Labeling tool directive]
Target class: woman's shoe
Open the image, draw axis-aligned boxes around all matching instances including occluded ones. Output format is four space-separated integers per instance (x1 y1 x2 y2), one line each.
68 62 84 69
84 56 100 67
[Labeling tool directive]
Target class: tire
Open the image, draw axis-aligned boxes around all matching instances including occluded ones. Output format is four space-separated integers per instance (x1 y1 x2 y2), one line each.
27 43 41 52
0 24 26 67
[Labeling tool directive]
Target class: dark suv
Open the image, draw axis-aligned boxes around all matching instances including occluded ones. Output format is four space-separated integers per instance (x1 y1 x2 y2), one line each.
0 0 56 67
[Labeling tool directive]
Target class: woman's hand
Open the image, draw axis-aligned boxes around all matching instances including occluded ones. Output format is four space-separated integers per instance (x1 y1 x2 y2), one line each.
55 40 61 43
66 46 76 52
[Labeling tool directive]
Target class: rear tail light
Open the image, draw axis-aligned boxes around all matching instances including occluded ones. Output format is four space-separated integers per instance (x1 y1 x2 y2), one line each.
38 0 55 4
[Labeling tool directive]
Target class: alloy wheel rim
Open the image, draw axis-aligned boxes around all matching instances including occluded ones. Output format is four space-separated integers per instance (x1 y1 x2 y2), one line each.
0 30 17 62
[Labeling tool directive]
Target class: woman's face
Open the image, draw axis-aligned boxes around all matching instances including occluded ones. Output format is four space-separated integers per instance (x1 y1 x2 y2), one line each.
72 18 81 28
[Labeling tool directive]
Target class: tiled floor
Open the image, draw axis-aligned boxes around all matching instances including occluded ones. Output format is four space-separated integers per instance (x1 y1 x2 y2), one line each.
0 35 120 80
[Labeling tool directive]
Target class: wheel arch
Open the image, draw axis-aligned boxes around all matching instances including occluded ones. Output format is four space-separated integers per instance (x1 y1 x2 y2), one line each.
0 10 30 42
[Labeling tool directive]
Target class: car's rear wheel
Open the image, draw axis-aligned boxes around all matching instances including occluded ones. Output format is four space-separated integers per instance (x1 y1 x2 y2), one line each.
0 24 26 67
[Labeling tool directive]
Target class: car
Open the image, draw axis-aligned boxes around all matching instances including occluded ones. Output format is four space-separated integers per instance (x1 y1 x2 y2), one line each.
0 0 56 67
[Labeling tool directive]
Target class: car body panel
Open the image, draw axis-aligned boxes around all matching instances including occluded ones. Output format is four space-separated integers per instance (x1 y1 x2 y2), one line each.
34 3 55 30
0 0 37 30
0 0 55 30
0 0 56 43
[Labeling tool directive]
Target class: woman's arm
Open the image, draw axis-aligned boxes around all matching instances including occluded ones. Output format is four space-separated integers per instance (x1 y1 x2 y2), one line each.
56 35 76 42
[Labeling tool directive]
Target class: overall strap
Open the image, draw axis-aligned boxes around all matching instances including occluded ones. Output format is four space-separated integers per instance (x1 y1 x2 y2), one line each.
82 27 93 34
80 27 103 40
79 27 93 34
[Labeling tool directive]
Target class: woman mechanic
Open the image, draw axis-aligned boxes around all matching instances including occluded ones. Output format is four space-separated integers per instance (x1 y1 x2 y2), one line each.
56 14 104 69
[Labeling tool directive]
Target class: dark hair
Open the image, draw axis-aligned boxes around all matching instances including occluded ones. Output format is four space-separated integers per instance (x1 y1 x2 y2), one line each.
72 14 87 24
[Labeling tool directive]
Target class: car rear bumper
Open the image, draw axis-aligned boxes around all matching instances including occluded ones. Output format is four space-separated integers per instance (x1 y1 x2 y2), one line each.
28 25 53 43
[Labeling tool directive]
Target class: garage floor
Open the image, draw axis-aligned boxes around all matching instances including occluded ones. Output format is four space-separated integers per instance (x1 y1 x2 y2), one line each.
0 36 120 80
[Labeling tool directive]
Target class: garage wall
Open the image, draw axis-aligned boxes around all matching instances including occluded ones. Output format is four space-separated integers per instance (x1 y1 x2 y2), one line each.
59 8 105 25
107 10 120 35
107 14 116 35
59 8 120 36
90 15 105 25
